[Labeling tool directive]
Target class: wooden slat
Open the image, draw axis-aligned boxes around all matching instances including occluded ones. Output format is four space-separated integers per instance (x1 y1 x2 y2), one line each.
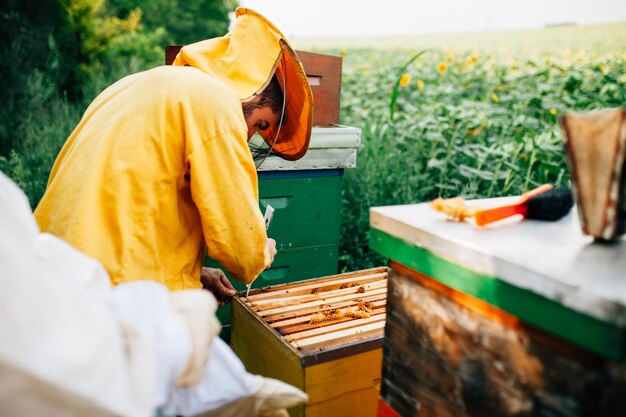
283 305 386 334
246 270 387 301
245 267 387 300
273 301 387 334
276 307 387 337
293 321 387 348
285 313 386 342
259 287 387 320
299 328 384 356
248 278 387 309
250 281 387 314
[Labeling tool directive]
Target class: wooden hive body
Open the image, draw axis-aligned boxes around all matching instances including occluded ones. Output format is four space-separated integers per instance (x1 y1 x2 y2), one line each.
231 267 388 417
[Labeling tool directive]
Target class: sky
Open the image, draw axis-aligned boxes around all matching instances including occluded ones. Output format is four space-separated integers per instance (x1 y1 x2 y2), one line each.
238 0 626 39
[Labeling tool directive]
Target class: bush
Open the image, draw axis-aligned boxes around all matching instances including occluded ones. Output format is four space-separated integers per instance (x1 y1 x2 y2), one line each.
1 0 237 209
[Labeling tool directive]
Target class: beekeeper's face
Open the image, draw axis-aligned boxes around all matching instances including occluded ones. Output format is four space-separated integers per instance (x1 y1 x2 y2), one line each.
244 103 280 141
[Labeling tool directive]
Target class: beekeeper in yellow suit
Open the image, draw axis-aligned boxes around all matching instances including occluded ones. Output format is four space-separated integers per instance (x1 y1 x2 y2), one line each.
34 8 313 299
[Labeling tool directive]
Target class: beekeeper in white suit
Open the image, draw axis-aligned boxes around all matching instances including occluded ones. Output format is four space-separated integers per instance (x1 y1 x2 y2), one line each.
0 171 307 417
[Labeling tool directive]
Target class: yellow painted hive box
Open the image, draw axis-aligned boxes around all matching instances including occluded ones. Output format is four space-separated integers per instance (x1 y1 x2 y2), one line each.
231 267 388 417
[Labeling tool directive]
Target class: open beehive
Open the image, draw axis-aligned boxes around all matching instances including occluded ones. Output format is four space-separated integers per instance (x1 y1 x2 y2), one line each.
231 267 388 417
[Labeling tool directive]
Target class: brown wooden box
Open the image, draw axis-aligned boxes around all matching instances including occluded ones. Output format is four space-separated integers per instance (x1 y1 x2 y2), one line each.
165 45 342 126
231 267 388 417
296 50 342 126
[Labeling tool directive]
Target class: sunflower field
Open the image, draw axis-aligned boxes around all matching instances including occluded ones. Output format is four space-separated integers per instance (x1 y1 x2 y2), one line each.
326 25 626 271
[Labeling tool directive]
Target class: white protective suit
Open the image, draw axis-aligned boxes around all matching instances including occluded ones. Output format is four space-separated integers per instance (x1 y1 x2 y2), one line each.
0 172 307 417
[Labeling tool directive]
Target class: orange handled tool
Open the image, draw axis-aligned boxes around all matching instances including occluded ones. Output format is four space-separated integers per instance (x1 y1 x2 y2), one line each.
474 184 554 226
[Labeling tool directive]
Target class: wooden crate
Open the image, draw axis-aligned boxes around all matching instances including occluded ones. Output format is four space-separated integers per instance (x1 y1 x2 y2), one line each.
231 267 388 417
165 45 342 126
296 50 342 126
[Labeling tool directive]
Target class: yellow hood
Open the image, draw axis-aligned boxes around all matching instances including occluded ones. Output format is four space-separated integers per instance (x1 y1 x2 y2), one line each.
173 7 313 161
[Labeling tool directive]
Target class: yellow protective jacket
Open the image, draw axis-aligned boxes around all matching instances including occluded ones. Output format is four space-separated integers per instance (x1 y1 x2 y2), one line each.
35 8 308 290
35 65 268 289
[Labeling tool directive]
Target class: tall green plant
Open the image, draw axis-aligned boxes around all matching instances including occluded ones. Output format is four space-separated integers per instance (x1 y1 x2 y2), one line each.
389 50 427 120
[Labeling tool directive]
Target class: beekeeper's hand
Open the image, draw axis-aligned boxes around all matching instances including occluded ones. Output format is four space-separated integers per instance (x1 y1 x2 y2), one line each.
170 290 221 387
200 375 308 417
265 237 277 268
201 267 236 307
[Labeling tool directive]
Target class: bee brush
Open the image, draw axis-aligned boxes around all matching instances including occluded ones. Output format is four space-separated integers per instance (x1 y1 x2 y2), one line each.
473 184 574 226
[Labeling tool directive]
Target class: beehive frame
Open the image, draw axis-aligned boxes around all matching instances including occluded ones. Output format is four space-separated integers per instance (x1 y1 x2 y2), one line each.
231 267 388 417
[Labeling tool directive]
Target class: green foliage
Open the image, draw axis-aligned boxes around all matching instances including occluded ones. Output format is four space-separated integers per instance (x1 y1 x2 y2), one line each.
0 0 60 154
0 151 31 204
53 0 145 97
1 0 237 209
336 47 626 271
108 0 238 44
0 68 86 208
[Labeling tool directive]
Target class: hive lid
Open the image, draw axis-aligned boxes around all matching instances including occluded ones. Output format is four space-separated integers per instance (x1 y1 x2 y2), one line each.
306 125 361 148
253 124 361 171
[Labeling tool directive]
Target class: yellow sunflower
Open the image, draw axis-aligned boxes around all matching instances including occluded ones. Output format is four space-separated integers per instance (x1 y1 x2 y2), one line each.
399 73 411 87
